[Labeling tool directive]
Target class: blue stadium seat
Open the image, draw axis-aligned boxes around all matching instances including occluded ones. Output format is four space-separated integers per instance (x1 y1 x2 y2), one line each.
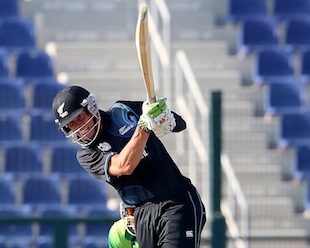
0 175 16 205
0 113 23 143
278 111 310 148
252 47 295 85
0 79 25 111
50 144 88 177
31 81 66 110
0 49 9 77
273 0 310 21
15 49 54 79
227 0 267 24
292 145 310 181
83 206 117 237
22 174 62 209
285 16 310 52
0 240 28 248
67 176 108 210
4 142 44 177
0 205 33 237
28 110 67 144
0 0 19 19
263 79 307 117
238 16 279 56
37 205 78 237
0 18 36 53
79 237 110 248
300 49 310 82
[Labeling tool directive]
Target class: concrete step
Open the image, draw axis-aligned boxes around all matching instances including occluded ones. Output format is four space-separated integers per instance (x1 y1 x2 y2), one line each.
247 197 295 215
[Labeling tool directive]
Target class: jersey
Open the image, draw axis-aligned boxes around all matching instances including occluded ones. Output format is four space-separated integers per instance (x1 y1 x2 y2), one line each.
76 101 206 247
108 219 139 248
76 101 191 206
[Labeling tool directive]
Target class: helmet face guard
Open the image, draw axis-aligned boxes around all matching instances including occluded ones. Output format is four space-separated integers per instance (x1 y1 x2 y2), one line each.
52 86 101 146
120 202 136 236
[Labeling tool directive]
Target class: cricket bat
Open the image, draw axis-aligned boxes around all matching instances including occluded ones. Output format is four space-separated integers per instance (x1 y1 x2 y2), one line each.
135 4 156 104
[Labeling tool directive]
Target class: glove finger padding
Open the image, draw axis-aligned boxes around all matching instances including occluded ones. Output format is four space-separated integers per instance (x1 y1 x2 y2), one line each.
152 109 176 138
142 97 167 118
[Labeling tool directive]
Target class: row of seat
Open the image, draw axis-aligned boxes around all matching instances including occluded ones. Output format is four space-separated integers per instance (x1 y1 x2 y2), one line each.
0 78 66 111
238 15 310 56
0 48 55 79
0 174 108 211
252 46 310 85
228 0 310 23
0 143 84 176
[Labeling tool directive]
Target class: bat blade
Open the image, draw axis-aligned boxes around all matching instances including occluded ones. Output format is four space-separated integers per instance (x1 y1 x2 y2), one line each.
135 5 156 104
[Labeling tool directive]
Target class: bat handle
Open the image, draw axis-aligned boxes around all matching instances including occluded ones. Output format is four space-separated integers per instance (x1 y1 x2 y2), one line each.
148 96 156 104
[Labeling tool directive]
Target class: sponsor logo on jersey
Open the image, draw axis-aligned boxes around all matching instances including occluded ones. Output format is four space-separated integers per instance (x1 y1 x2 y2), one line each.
186 230 194 238
119 124 134 135
97 142 112 152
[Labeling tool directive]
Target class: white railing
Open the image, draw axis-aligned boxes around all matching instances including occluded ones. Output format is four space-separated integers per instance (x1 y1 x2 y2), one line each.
143 1 249 246
138 0 171 100
174 50 249 248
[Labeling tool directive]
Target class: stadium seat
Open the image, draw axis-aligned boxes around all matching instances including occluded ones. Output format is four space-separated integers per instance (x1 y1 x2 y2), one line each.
278 111 310 148
0 113 23 143
0 175 16 205
0 49 9 77
285 16 310 52
15 49 54 79
227 0 267 24
31 81 66 110
83 206 117 237
79 237 110 248
36 205 78 237
292 145 310 180
0 0 19 19
4 142 44 177
0 18 36 53
238 16 279 56
263 79 307 117
28 110 67 144
300 49 310 82
0 79 26 111
252 47 295 85
273 0 310 21
22 174 62 209
67 176 108 210
0 205 33 237
50 144 88 177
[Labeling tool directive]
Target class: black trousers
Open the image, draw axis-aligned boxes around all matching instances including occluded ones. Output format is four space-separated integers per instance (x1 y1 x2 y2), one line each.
134 188 207 248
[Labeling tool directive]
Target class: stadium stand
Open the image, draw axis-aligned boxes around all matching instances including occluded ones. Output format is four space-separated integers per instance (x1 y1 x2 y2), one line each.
293 145 310 181
21 174 62 210
50 143 89 177
284 16 310 52
4 142 44 177
300 48 310 82
263 79 307 117
0 113 24 142
0 205 33 237
278 111 310 148
36 205 78 237
67 176 108 211
273 0 310 21
15 49 54 79
0 79 26 111
28 110 67 144
0 174 16 205
227 0 267 24
0 0 19 19
30 80 66 109
0 18 36 53
237 16 279 56
0 49 9 77
252 47 295 85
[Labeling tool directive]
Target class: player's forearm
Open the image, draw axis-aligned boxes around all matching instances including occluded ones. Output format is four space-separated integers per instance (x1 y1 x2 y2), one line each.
109 126 149 176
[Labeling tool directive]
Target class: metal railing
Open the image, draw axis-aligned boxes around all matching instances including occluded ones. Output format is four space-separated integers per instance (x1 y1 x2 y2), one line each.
174 50 249 248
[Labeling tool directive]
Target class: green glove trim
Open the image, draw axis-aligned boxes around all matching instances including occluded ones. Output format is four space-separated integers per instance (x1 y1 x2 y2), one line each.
148 100 167 118
138 118 151 133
